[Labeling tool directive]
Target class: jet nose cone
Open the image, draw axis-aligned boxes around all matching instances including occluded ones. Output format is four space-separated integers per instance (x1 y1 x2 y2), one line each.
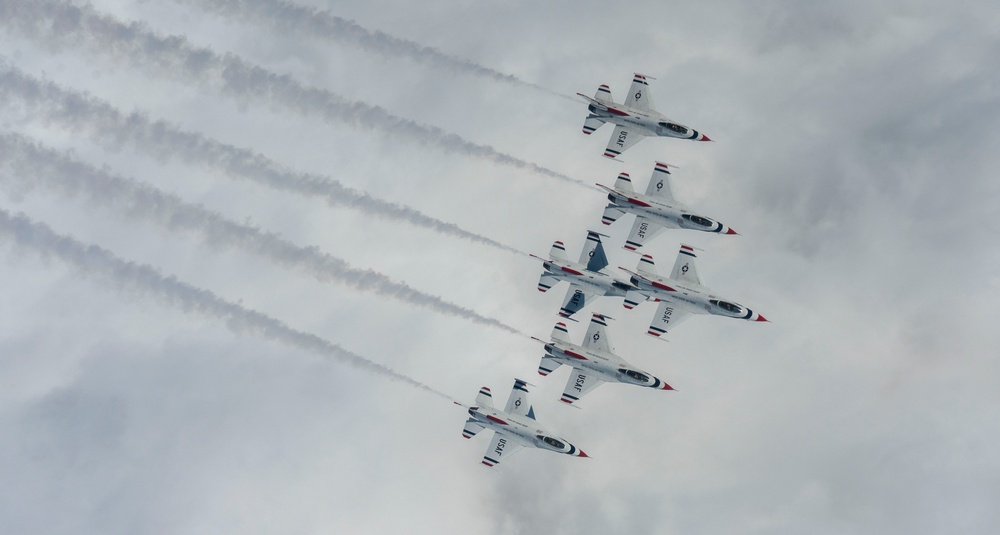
755 314 769 322
577 450 590 458
660 382 675 391
698 134 712 142
725 228 739 235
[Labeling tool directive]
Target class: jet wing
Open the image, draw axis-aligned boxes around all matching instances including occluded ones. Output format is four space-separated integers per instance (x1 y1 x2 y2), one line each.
558 286 598 318
670 245 702 285
559 370 605 405
623 216 670 252
644 162 676 201
624 73 656 111
646 301 693 338
580 231 609 271
603 125 645 159
582 313 615 354
481 431 525 468
503 379 536 419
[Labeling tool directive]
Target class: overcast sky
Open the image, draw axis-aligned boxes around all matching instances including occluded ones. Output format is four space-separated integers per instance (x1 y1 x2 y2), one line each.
2 1 999 534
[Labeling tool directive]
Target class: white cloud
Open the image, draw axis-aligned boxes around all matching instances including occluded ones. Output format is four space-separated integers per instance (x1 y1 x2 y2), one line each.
2 0 1000 533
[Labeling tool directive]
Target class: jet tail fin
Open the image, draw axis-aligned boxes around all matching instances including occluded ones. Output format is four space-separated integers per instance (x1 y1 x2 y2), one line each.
624 289 646 310
475 386 494 408
550 321 571 343
549 240 569 262
637 254 658 276
537 272 560 293
538 355 563 377
583 114 606 135
583 231 610 272
594 84 613 104
601 204 626 226
462 418 485 439
614 172 634 192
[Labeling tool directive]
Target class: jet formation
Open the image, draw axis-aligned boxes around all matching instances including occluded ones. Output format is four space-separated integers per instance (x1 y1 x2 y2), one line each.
460 74 767 468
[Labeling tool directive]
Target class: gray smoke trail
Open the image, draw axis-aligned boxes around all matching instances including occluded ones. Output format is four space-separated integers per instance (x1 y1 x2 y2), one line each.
0 0 586 189
0 132 526 337
0 207 454 400
175 0 575 101
0 65 528 257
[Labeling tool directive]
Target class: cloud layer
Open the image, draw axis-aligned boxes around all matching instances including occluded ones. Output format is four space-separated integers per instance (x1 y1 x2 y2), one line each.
2 0 999 534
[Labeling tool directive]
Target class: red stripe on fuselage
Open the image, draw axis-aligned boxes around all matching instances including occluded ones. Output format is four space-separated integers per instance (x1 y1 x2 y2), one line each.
486 415 508 425
561 266 585 276
564 350 588 360
627 198 652 207
652 281 676 292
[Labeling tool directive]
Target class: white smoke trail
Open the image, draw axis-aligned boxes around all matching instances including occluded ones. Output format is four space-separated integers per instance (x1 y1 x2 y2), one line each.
0 65 528 256
0 0 588 189
174 0 575 101
0 206 455 400
0 132 526 337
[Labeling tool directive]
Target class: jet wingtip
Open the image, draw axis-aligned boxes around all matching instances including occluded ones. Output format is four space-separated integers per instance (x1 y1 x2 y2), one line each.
646 331 670 342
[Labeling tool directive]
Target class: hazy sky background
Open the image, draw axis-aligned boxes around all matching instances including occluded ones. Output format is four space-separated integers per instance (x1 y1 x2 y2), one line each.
1 1 999 533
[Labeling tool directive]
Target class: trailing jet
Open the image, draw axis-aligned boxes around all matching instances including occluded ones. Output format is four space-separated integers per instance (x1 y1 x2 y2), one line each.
532 230 634 318
534 314 674 405
598 162 738 251
578 73 710 160
620 245 768 338
459 379 589 468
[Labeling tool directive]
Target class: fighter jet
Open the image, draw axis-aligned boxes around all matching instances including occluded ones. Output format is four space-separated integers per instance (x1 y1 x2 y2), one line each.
578 73 710 160
534 314 674 405
459 379 589 468
620 245 768 338
533 230 634 318
598 162 738 252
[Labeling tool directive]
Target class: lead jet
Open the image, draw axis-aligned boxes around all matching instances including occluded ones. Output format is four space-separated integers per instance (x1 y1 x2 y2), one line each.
459 378 589 468
620 245 768 338
534 314 674 406
578 73 710 160
532 230 634 318
598 162 738 252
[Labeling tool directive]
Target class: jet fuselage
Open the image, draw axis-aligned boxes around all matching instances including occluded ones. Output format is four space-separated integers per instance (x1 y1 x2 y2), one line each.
466 405 583 456
541 259 633 299
602 186 735 236
586 100 705 141
542 339 672 391
628 274 765 322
